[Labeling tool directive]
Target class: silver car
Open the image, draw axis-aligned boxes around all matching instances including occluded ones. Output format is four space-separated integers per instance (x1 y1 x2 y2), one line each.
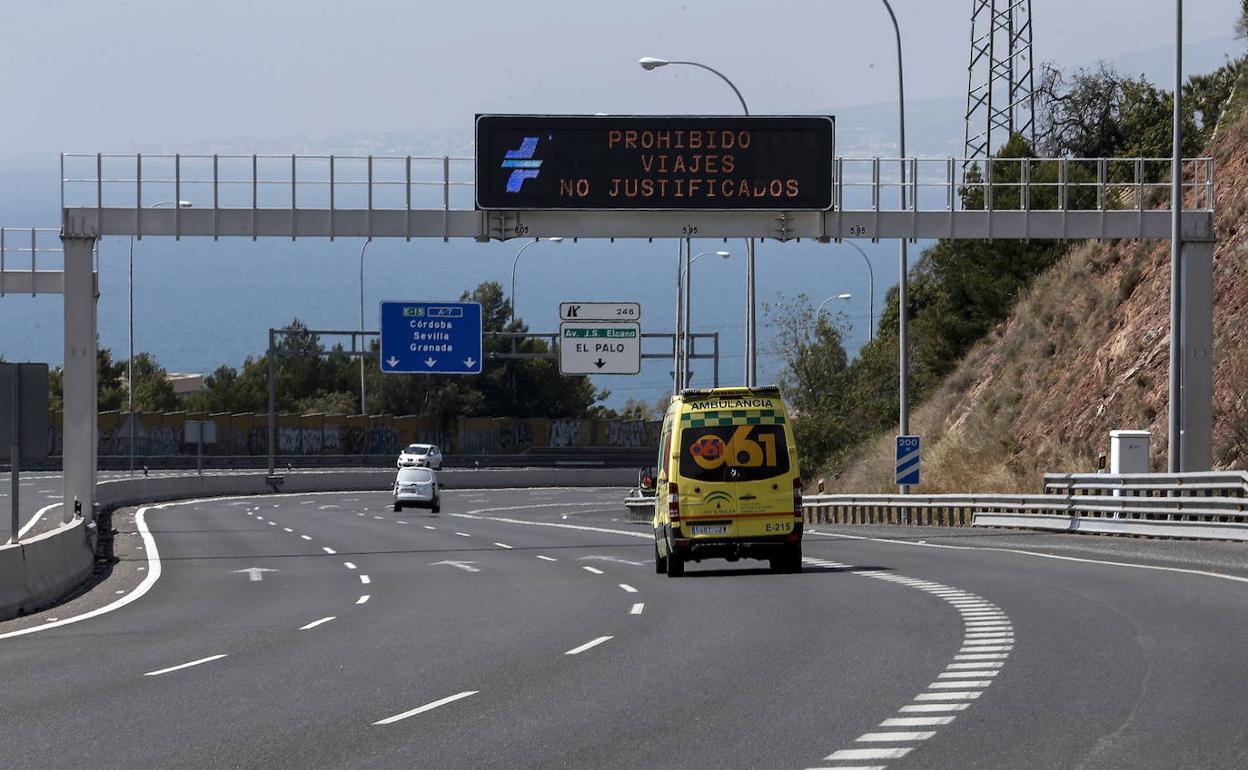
393 467 440 512
397 443 443 469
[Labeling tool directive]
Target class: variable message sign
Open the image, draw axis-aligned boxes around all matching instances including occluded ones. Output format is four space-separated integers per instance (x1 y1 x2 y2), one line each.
476 115 834 211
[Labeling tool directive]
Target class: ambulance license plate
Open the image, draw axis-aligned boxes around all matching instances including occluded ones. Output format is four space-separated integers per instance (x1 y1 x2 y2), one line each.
691 525 728 535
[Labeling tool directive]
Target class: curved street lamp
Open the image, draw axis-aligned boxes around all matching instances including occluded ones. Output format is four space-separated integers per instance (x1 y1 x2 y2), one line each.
839 242 876 342
640 56 756 386
815 293 853 316
510 237 563 327
678 249 731 387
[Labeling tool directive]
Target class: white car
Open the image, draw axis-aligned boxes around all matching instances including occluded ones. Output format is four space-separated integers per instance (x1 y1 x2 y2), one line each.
397 443 443 469
393 467 440 512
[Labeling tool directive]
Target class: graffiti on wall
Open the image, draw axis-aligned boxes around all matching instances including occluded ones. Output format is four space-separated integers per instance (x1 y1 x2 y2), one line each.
607 420 645 448
548 419 584 448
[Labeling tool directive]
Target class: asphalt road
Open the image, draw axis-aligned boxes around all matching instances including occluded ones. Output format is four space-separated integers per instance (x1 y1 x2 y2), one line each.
2 486 1248 769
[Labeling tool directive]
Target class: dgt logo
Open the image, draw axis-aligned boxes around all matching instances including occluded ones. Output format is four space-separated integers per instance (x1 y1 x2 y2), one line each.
501 136 542 192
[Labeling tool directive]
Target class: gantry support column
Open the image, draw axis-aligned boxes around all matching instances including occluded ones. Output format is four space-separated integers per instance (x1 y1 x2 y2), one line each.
1180 238 1214 471
61 235 98 523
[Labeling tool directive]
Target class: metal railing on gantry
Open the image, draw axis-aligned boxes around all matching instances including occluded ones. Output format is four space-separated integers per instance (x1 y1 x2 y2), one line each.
60 153 1215 243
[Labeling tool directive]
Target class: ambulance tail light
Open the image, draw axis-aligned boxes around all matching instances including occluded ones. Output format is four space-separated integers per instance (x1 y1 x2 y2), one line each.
793 477 803 519
668 482 681 523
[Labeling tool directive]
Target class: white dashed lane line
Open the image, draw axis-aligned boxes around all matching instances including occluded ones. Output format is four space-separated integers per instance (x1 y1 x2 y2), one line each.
618 583 637 593
455 532 472 538
802 556 1013 770
300 616 335 631
373 691 479 726
630 603 644 615
493 543 513 549
564 636 613 656
322 547 337 555
359 575 371 585
356 595 370 605
143 654 229 677
536 555 557 562
582 566 604 575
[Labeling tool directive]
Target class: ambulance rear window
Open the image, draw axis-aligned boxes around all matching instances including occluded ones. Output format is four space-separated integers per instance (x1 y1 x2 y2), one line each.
678 420 790 482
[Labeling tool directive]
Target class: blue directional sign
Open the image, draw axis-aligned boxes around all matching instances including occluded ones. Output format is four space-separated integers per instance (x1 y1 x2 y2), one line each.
896 435 921 486
379 301 483 375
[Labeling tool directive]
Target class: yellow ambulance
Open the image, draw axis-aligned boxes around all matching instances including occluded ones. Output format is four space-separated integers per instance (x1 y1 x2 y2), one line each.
652 386 803 577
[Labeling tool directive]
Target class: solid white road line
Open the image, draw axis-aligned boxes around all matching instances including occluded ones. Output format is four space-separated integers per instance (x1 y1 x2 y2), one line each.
564 636 613 655
630 602 644 615
373 691 479 726
143 654 228 677
356 595 370 605
536 555 558 561
360 575 371 584
300 616 336 631
494 543 513 549
18 503 59 538
618 583 638 593
582 566 604 575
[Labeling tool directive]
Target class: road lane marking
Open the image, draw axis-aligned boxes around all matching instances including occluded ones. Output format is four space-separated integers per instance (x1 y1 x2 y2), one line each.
300 617 335 630
424 525 436 530
881 717 956 727
430 560 480 573
356 595 370 604
857 731 936 742
360 575 371 584
17 502 60 538
806 559 1012 769
565 636 613 655
344 562 357 569
826 748 911 761
144 654 228 677
373 691 479 726
397 520 408 525
494 543 513 549
582 566 604 575
900 703 970 713
455 532 472 538
322 547 337 554
618 583 638 593
630 602 644 615
808 528 1248 588
536 555 558 561
300 535 312 541
283 527 293 533
374 516 384 520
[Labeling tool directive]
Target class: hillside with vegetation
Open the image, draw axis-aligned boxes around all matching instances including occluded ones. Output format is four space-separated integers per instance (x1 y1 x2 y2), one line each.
773 12 1247 492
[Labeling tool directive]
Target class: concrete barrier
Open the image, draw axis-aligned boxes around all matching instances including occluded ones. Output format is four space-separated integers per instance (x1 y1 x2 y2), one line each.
1 466 634 622
0 518 95 622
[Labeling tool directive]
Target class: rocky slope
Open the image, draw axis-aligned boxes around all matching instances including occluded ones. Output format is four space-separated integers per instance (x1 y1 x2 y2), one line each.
825 74 1248 493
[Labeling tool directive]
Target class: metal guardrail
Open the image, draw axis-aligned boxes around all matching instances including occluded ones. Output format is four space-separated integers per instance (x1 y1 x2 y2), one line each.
621 472 1248 542
1043 471 1248 497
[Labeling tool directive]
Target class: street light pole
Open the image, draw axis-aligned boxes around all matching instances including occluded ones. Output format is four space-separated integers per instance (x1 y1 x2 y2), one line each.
509 237 563 329
640 56 754 385
358 238 373 415
128 200 189 475
840 241 876 342
1169 0 1183 472
681 248 731 388
880 0 909 499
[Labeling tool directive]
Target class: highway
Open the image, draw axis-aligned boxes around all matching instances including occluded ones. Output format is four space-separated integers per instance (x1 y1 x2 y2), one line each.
2 486 1248 769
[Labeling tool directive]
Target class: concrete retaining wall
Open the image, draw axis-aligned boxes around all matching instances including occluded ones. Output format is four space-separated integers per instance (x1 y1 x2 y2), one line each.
1 467 634 621
0 518 95 622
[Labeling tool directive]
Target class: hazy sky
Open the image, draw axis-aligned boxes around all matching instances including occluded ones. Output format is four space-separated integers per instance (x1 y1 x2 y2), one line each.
2 0 1242 154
